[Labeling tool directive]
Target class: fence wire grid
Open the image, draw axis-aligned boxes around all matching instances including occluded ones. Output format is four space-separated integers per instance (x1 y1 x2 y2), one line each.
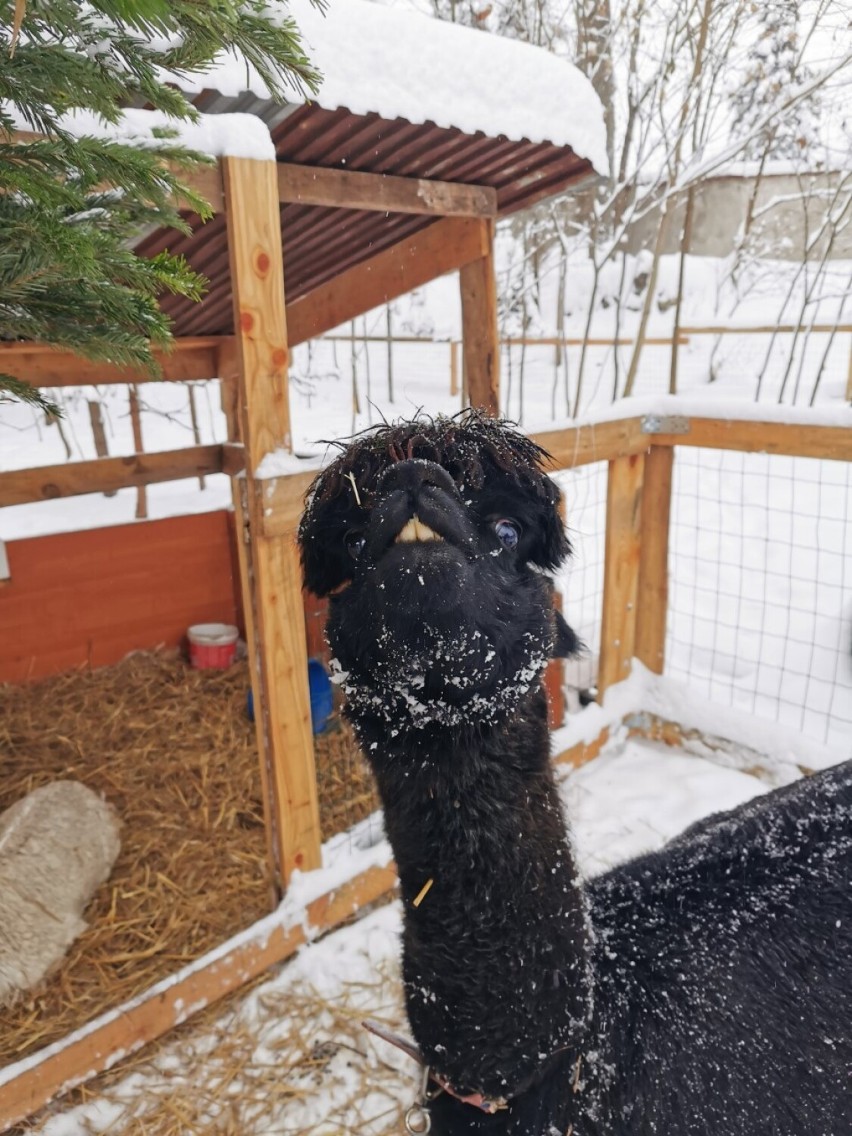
666 448 852 754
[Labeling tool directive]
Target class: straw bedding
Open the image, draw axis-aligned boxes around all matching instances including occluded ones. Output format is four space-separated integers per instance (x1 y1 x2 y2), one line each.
0 649 379 1071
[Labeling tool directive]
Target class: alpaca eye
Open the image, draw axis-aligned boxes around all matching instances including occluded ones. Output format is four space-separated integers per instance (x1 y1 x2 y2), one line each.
346 531 367 559
494 519 520 550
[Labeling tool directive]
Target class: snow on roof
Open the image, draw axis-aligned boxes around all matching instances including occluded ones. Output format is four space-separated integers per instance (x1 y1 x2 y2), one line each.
177 0 609 175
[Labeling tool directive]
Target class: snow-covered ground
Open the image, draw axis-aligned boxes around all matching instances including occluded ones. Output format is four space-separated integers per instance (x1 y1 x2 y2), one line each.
30 733 771 1136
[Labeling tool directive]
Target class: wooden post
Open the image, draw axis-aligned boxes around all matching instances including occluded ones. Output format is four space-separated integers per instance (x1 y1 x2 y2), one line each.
635 446 674 675
459 218 499 415
598 452 645 697
223 156 321 893
846 335 852 402
87 400 117 497
450 339 460 397
128 385 147 519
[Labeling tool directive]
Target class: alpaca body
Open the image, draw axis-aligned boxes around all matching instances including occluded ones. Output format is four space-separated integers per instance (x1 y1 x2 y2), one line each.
299 413 852 1136
373 699 852 1136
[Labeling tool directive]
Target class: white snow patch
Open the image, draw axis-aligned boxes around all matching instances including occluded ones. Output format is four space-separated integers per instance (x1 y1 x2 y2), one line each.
174 0 609 174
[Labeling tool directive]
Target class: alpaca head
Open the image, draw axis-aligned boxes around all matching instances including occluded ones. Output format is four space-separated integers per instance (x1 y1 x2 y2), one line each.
299 412 577 736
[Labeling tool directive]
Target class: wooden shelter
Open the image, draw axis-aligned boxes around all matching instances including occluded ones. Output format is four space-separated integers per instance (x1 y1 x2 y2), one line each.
2 12 850 1127
0 14 606 1121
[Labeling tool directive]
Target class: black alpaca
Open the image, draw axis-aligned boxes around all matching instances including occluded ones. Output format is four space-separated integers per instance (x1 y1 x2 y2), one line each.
299 412 852 1136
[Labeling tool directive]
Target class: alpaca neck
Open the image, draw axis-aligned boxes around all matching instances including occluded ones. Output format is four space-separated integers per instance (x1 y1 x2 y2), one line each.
356 686 593 1097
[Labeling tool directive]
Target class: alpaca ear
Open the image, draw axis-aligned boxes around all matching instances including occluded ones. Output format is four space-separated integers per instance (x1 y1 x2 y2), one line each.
526 493 571 572
553 610 581 658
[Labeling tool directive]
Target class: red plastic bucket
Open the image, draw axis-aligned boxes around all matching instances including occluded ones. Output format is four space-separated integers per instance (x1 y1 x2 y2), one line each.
187 623 239 670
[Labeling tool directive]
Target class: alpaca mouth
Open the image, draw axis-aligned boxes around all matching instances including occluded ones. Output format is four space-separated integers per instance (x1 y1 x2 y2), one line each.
394 516 444 544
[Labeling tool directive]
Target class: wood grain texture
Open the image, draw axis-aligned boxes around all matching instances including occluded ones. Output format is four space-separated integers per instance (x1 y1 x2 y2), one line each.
277 162 496 217
552 727 610 771
0 337 231 388
598 453 645 696
653 418 852 461
459 219 499 416
634 446 674 674
0 513 239 684
531 418 648 470
0 864 398 1133
0 445 224 506
224 156 322 886
286 216 488 347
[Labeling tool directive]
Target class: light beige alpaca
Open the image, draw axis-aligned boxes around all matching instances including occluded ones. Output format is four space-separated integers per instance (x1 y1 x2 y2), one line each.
0 781 121 1005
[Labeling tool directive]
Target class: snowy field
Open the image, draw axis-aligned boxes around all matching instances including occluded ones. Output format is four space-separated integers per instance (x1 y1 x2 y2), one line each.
29 734 771 1136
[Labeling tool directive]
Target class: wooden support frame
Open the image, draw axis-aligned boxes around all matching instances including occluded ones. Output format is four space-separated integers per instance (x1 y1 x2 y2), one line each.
634 446 674 674
0 337 230 388
598 452 646 696
459 218 499 415
277 162 497 217
0 864 397 1133
5 124 852 1127
0 445 226 505
286 216 489 346
222 155 321 890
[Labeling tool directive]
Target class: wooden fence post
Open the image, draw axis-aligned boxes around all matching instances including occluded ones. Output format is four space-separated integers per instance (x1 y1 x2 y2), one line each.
635 446 674 674
223 156 321 894
460 218 499 415
598 451 645 697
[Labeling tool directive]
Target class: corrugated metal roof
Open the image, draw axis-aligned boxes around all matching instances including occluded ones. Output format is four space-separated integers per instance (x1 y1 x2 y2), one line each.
138 101 593 338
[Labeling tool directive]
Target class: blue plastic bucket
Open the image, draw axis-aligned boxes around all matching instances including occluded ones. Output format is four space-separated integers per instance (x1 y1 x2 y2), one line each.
246 658 334 735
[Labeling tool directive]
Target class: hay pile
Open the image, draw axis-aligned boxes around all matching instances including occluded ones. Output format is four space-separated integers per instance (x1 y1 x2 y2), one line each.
0 650 378 1070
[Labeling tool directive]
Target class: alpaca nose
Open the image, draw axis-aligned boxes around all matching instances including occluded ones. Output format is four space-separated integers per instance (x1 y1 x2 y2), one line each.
377 459 458 501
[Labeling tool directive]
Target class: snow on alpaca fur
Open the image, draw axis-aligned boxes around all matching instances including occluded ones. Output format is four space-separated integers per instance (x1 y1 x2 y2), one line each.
299 411 852 1136
0 781 121 1006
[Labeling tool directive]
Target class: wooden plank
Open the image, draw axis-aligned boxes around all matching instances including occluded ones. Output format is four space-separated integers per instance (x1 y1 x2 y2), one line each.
257 469 318 538
634 446 674 674
459 219 499 415
277 162 496 217
0 337 232 388
653 418 852 462
0 445 224 506
0 512 239 684
678 324 852 336
598 453 645 696
223 155 322 889
531 418 648 470
626 713 814 780
552 726 610 771
286 217 488 346
0 864 397 1132
128 386 148 517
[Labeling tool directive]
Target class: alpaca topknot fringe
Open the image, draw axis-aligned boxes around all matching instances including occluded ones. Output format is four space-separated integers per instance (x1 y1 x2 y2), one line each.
310 409 558 510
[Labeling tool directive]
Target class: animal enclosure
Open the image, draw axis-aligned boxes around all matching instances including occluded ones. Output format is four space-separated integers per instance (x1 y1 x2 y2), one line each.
1 140 850 1132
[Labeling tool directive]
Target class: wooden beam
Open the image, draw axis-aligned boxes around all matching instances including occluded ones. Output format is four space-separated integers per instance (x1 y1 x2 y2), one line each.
277 162 496 217
0 445 224 506
223 155 322 890
598 452 645 696
651 417 852 462
459 218 499 415
532 418 649 470
286 216 489 346
0 863 397 1133
552 726 611 771
634 446 674 674
0 337 232 388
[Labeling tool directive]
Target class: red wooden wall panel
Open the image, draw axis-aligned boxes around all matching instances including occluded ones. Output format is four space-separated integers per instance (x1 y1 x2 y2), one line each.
0 512 242 684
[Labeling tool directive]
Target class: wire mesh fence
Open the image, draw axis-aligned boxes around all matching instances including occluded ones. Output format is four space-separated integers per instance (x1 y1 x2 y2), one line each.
556 462 608 710
666 448 852 753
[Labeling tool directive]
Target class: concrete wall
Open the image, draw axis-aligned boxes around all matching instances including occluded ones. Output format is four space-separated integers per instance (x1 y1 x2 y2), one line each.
623 170 852 261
